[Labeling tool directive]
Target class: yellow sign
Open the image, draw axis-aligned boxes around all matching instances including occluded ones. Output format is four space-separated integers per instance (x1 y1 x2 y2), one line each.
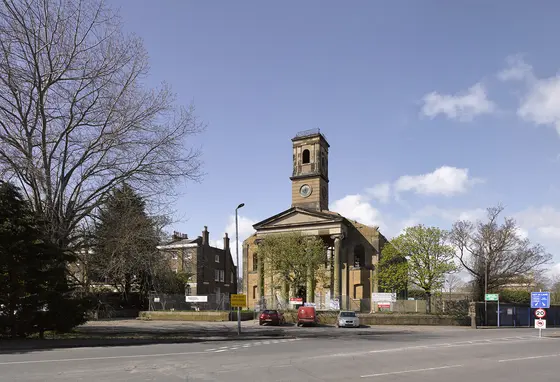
230 294 247 308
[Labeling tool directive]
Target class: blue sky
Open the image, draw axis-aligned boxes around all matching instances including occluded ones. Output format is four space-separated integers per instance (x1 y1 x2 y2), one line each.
116 0 560 274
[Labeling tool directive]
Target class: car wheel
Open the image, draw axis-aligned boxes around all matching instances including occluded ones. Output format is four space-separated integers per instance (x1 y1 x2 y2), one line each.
259 321 263 326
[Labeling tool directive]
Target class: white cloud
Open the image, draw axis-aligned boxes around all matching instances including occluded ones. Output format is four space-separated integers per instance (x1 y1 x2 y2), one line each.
498 54 534 82
420 82 496 121
498 55 560 135
394 166 482 197
518 75 560 135
330 194 383 227
515 206 560 241
213 215 257 272
365 182 391 204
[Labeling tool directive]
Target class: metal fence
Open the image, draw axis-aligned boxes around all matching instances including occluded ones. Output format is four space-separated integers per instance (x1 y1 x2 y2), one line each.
475 302 560 327
253 294 469 314
148 293 231 311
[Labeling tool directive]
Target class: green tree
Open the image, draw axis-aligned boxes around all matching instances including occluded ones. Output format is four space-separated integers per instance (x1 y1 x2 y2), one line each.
91 184 174 301
377 243 408 294
0 182 89 338
259 233 327 301
392 225 457 313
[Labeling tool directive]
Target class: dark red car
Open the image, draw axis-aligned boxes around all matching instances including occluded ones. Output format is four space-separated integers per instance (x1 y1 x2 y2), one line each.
259 310 285 326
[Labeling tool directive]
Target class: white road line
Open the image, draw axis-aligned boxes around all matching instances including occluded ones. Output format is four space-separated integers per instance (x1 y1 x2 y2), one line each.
214 349 228 353
0 351 206 366
498 354 560 363
361 365 463 378
309 336 544 360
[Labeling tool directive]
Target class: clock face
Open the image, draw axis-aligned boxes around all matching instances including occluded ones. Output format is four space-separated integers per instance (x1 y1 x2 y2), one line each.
299 184 312 198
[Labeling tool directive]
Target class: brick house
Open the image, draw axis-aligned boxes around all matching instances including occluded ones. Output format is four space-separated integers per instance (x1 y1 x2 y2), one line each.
157 226 237 298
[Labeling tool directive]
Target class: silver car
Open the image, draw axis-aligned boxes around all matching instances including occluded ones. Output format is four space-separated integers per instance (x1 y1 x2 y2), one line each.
336 311 360 328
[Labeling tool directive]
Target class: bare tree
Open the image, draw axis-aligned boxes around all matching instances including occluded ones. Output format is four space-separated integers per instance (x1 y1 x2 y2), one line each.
443 273 465 296
0 0 203 249
449 205 552 301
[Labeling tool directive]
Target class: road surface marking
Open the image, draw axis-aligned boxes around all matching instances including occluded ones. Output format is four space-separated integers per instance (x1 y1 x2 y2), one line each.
361 364 463 378
308 336 541 360
204 337 304 353
0 351 206 366
498 353 560 363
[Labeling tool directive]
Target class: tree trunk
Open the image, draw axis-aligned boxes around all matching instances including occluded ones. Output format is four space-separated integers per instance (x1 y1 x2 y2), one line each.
425 291 432 314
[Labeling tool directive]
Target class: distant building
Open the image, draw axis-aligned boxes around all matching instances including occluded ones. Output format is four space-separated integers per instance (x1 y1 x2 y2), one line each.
157 226 237 298
242 129 391 312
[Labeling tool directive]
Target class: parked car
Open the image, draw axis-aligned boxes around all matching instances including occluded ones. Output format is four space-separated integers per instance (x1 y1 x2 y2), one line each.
259 310 285 326
336 310 360 328
297 305 318 326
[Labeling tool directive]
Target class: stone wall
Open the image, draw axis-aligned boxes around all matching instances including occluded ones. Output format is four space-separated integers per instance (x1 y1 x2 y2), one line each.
138 311 254 322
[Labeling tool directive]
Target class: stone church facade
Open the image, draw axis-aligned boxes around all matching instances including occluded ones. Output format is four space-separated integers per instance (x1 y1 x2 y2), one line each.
242 129 388 312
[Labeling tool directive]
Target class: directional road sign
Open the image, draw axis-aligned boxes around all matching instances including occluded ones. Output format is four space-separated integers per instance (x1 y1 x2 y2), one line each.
485 293 499 301
535 308 546 319
531 292 550 308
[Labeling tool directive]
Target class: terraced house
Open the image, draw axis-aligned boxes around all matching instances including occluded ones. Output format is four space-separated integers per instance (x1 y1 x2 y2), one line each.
243 129 389 312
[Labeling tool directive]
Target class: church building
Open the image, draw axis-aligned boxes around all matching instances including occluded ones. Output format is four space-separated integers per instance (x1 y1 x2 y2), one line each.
242 129 388 312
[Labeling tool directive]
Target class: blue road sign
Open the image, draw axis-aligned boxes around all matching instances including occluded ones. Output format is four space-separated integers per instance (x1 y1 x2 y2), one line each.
531 292 550 308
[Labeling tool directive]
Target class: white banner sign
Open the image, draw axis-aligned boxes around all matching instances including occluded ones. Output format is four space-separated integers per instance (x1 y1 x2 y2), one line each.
185 296 208 303
372 292 397 302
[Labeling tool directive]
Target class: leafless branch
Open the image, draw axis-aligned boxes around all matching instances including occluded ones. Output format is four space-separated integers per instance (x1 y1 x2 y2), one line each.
0 0 204 248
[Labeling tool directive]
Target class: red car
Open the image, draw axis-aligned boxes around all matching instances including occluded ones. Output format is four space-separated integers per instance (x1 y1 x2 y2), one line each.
259 310 285 326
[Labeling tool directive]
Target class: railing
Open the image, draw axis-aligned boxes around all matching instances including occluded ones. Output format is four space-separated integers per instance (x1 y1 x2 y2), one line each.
295 128 327 141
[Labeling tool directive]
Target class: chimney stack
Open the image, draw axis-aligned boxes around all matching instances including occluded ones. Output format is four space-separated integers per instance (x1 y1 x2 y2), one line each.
202 226 209 246
223 233 230 252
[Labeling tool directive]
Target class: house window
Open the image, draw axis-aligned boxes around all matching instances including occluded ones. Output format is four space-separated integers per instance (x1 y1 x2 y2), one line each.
214 269 220 281
215 254 220 263
302 149 310 164
253 253 258 271
219 270 225 282
253 285 257 299
354 244 365 268
231 271 234 284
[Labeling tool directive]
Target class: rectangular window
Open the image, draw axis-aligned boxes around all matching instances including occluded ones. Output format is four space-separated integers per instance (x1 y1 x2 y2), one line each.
252 285 257 299
219 270 225 282
214 269 220 281
215 254 220 263
231 271 234 284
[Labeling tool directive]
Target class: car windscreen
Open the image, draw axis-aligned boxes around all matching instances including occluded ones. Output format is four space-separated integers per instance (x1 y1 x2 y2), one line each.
340 312 356 317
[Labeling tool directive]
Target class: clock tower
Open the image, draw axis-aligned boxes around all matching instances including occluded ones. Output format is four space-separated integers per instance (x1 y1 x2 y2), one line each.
290 129 330 211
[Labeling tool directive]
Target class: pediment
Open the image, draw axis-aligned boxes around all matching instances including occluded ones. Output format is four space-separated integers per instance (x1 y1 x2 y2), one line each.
253 207 343 230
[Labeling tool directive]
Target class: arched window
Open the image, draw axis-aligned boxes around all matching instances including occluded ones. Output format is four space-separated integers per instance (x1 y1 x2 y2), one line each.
302 149 310 164
253 253 258 271
354 244 365 268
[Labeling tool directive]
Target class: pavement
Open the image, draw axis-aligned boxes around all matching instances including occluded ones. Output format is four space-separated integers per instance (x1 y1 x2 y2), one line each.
1 322 560 381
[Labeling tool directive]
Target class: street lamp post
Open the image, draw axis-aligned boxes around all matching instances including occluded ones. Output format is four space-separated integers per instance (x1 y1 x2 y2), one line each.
484 255 488 326
235 203 245 335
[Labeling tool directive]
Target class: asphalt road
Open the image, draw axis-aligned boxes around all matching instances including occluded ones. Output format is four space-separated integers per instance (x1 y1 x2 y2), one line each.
1 326 559 381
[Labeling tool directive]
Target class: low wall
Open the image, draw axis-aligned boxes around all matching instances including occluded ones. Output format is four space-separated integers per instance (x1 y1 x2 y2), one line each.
138 311 254 322
282 310 469 326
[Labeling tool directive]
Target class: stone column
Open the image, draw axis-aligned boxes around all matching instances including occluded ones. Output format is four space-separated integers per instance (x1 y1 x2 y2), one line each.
257 251 264 301
306 262 314 303
332 235 342 300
